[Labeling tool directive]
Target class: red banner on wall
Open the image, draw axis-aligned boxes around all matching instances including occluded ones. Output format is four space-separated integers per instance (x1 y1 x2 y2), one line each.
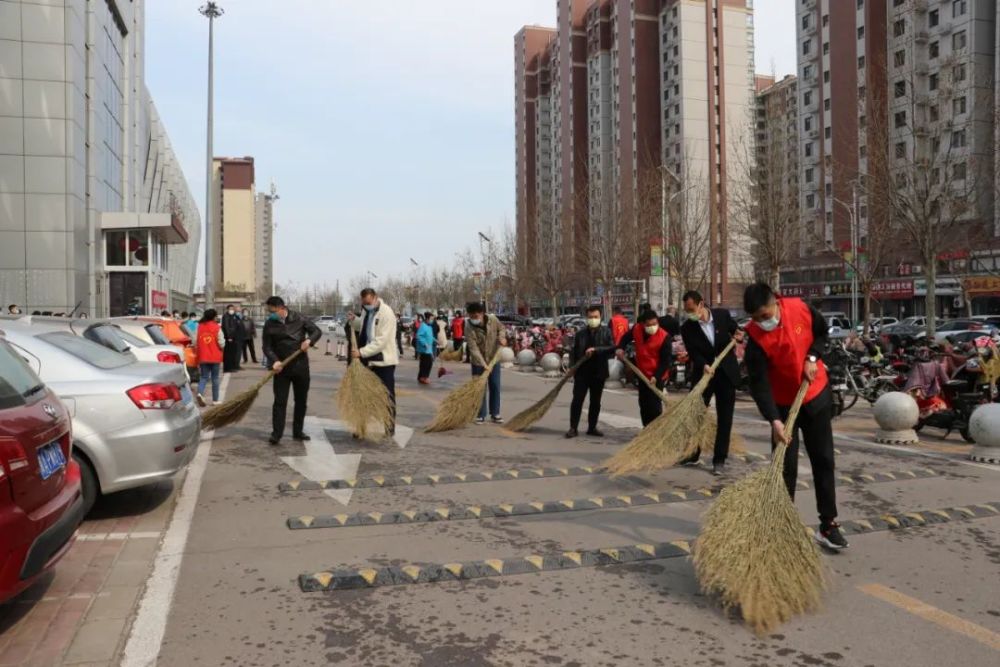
151 290 168 311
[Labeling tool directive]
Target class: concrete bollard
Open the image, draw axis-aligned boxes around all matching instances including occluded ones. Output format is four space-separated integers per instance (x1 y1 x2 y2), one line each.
872 392 919 444
969 403 1000 464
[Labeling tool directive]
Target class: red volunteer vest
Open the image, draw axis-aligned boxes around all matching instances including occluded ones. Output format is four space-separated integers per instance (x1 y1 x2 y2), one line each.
196 321 224 364
633 323 668 379
746 297 828 406
610 315 629 345
452 317 465 339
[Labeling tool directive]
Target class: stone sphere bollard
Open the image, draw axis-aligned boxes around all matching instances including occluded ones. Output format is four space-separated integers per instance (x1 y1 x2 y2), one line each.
969 403 1000 464
540 352 562 377
872 392 919 444
516 349 537 370
607 359 624 387
499 346 515 368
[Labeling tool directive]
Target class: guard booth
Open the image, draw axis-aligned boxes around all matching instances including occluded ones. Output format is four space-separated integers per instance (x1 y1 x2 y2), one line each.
100 212 188 316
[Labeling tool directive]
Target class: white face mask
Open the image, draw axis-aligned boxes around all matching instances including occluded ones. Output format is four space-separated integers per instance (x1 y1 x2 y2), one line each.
644 324 659 336
587 317 601 328
470 318 483 326
757 310 780 332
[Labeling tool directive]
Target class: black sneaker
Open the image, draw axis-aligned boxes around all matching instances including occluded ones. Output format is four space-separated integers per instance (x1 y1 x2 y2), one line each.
565 428 579 439
585 429 604 437
292 433 311 442
268 435 281 446
815 522 849 550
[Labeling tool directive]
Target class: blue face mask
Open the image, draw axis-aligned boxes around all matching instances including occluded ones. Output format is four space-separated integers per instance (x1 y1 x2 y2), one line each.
363 303 376 312
267 312 281 322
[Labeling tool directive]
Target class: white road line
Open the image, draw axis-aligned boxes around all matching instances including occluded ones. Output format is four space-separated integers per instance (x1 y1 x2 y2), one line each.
76 531 162 542
120 372 231 667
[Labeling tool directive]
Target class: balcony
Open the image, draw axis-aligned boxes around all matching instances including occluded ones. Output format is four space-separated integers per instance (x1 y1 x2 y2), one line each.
914 30 929 43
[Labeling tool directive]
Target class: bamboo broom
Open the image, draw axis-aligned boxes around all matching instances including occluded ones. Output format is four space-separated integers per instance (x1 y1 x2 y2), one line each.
425 349 503 432
693 381 826 635
603 340 737 475
336 328 394 441
505 357 587 432
200 349 304 432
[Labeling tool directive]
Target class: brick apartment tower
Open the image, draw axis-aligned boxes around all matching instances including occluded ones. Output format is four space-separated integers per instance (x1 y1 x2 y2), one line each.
514 26 557 279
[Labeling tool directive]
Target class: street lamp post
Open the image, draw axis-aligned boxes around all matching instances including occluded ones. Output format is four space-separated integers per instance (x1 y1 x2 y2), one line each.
833 184 861 327
200 2 223 308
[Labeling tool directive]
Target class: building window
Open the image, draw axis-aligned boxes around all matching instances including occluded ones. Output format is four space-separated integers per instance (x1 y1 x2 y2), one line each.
954 63 967 81
858 55 866 69
953 0 967 18
929 73 938 90
822 15 829 27
803 64 813 79
805 168 814 183
895 142 906 159
893 20 905 37
894 50 905 67
857 26 865 40
825 126 832 138
802 15 810 29
860 145 867 158
953 162 967 180
929 9 939 27
951 129 966 148
953 96 967 114
857 0 863 7
806 193 815 208
804 116 813 132
952 31 966 50
893 0 904 6
930 41 939 58
895 111 907 127
804 90 812 105
824 98 831 110
930 105 939 121
823 70 830 83
859 85 866 99
894 80 906 98
805 142 813 157
823 41 830 55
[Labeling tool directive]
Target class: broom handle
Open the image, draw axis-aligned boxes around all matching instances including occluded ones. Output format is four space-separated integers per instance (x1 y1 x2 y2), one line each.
771 380 811 468
622 358 670 404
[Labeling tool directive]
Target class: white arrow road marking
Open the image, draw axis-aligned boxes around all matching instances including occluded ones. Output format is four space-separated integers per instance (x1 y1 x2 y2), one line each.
280 417 361 505
393 424 413 449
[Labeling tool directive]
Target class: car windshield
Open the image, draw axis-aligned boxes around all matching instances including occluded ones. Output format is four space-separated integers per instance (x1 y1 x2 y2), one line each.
0 338 44 409
38 331 134 369
144 324 171 345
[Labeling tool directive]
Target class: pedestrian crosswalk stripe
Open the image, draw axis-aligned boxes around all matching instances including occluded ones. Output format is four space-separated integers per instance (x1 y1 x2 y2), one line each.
286 467 941 530
297 501 1000 592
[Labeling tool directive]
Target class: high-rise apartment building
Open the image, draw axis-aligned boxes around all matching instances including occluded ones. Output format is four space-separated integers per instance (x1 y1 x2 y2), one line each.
755 74 801 267
211 157 255 296
254 188 276 300
515 0 756 310
793 0 999 316
0 0 200 315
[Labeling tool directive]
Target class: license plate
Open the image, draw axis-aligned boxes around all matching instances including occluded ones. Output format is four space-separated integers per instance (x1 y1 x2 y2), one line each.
180 385 194 406
37 442 66 480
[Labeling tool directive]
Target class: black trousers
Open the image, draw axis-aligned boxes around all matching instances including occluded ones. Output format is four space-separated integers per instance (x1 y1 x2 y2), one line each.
637 382 663 426
453 337 464 351
569 374 605 431
242 338 257 363
773 386 838 523
701 376 736 465
368 364 397 431
418 353 434 379
272 361 310 438
223 340 242 371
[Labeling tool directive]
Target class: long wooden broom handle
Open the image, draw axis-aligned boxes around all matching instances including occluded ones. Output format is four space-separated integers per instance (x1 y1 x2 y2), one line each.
622 358 670 404
771 380 811 466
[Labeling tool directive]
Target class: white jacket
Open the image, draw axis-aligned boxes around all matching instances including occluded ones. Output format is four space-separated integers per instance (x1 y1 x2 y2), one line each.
358 301 398 367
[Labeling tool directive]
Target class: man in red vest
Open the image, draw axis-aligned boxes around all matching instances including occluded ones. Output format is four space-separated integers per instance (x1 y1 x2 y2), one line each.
616 310 672 426
743 282 848 550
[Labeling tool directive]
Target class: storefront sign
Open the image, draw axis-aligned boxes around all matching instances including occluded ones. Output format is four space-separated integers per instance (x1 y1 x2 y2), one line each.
870 280 914 299
781 280 914 300
650 244 663 277
963 276 1000 297
151 290 168 311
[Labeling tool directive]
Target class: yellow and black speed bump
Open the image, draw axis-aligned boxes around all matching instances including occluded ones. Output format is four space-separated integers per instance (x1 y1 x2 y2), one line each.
298 501 1000 591
279 452 770 494
288 467 939 530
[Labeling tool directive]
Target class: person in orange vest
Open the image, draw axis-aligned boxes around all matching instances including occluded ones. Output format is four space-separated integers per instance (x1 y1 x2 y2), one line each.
615 310 672 426
195 308 225 407
609 305 630 345
743 282 847 551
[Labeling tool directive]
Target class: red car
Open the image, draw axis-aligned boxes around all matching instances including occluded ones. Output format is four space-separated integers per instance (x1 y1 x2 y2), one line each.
0 333 83 603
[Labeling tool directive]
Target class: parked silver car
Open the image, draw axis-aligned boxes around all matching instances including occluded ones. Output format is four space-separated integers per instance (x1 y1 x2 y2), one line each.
0 315 188 377
0 323 200 514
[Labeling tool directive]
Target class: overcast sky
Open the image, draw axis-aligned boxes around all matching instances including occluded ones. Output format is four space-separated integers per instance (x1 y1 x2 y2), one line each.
146 1 796 295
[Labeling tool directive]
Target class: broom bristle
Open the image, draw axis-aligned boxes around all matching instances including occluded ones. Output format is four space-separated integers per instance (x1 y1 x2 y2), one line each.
440 348 464 362
602 392 707 475
693 442 826 634
336 360 394 441
505 359 585 432
425 350 502 432
685 410 747 458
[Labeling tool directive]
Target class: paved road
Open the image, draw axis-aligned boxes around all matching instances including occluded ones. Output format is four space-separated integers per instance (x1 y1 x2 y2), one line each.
4 350 998 666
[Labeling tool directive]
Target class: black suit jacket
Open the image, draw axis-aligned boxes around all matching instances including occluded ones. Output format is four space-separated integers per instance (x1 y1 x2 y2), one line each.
570 325 615 380
680 308 740 386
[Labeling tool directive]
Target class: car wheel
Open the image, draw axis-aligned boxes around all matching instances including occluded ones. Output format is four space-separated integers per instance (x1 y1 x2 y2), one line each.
73 451 99 516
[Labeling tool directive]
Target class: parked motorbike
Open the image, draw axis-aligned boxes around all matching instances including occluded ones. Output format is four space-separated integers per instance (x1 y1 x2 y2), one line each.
913 376 986 443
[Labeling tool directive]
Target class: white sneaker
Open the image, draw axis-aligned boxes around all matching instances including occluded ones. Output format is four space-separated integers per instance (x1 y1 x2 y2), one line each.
196 393 207 407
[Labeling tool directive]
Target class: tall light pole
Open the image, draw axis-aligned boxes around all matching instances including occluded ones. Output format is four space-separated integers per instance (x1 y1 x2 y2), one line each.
833 183 860 327
200 2 223 308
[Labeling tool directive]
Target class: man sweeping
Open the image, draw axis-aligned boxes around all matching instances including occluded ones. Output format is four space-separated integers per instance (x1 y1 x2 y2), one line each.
616 310 672 426
566 305 615 438
743 282 847 550
351 288 398 434
680 290 742 475
465 302 507 424
262 296 322 445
